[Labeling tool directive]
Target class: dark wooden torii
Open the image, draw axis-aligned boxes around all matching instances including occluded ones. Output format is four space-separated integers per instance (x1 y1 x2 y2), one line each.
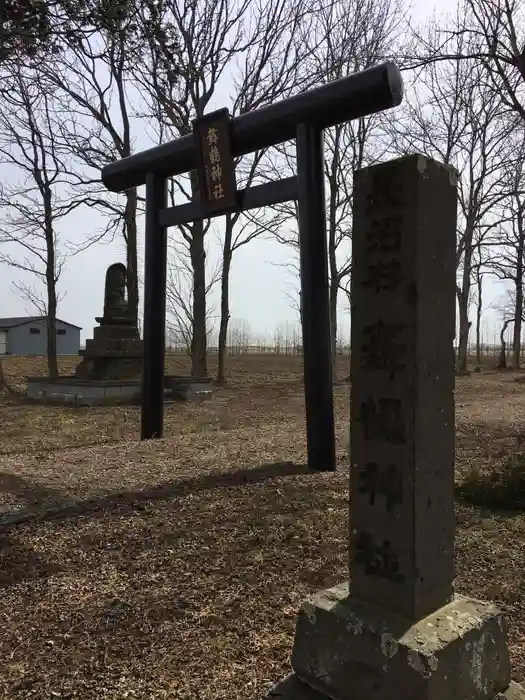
101 62 403 472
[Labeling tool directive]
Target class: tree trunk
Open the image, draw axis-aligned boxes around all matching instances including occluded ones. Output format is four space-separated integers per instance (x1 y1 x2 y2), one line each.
456 286 470 373
329 276 338 378
190 223 207 378
326 126 341 380
188 171 207 377
476 272 483 366
457 226 475 372
46 286 58 377
45 214 58 378
125 188 139 321
513 275 523 369
498 319 513 369
513 212 524 369
327 207 338 378
217 216 233 384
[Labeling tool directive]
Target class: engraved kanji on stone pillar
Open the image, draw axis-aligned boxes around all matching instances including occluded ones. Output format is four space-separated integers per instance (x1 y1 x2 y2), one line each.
350 154 457 621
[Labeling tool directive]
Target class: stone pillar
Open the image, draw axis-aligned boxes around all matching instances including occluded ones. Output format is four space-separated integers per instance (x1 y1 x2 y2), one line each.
264 155 522 700
349 153 456 621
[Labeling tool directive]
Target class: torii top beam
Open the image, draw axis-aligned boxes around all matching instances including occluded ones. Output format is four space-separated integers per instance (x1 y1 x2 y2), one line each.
101 62 403 193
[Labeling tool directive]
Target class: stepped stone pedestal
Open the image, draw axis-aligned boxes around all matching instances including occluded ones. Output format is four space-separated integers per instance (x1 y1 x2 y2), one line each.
262 156 524 700
26 263 144 406
76 319 143 381
76 263 143 381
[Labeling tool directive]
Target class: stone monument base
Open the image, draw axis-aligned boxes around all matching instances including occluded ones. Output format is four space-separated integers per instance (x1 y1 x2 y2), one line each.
26 377 142 406
26 375 214 406
263 675 525 700
262 582 524 700
164 375 213 402
75 332 143 381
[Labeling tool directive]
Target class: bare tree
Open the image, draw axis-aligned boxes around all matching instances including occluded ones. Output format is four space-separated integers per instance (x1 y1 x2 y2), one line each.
264 0 406 376
215 173 292 382
464 0 525 122
0 1 130 64
40 6 143 319
133 0 318 379
318 0 406 371
1 0 81 63
493 289 518 370
213 0 316 383
165 234 221 355
391 19 513 373
488 133 525 368
472 244 486 366
228 318 252 354
130 0 260 378
498 317 514 370
1 0 55 62
0 65 74 376
434 0 525 124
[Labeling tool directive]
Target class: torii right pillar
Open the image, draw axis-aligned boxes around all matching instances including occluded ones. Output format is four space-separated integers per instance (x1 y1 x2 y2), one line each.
266 155 524 700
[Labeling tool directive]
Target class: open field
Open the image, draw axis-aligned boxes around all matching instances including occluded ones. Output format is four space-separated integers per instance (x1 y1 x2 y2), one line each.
1 354 525 699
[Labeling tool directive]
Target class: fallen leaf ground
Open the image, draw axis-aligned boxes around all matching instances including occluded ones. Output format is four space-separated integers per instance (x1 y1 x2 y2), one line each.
1 353 525 699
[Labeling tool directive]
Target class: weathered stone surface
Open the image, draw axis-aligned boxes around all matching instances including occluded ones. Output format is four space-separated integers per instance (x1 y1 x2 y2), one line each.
262 674 329 699
350 154 457 621
93 324 140 340
26 377 141 405
497 683 525 700
76 354 143 380
164 375 213 401
292 583 511 700
103 263 131 321
82 337 144 356
261 675 525 700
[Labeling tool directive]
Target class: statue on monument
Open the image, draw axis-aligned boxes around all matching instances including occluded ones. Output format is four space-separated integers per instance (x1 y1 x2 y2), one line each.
75 262 143 380
101 262 132 323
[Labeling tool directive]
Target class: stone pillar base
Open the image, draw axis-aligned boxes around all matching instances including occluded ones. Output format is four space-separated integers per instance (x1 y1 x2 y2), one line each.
263 674 326 699
262 675 525 700
264 582 523 700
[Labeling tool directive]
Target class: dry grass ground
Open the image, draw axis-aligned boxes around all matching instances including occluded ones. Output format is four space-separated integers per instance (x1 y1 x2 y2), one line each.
1 353 525 699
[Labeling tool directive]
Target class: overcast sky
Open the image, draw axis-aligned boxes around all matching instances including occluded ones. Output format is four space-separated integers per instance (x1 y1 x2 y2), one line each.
0 0 509 346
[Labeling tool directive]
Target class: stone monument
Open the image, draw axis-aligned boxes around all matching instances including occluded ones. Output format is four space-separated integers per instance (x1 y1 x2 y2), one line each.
265 155 523 699
76 263 143 380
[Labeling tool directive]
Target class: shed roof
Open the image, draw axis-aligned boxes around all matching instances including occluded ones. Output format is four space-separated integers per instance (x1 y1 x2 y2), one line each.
0 316 82 330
